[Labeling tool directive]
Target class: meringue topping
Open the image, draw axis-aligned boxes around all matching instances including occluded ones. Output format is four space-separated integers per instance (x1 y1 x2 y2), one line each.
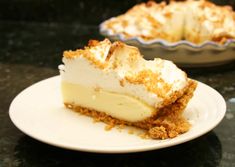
60 39 188 108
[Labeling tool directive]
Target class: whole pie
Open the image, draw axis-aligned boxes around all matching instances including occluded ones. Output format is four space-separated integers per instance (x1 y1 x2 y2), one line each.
102 0 235 44
59 39 197 139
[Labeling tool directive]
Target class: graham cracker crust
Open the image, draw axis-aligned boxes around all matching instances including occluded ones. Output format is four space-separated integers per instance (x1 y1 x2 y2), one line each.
64 80 197 139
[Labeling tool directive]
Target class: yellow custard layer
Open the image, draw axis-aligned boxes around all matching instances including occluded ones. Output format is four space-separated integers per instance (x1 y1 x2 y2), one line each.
61 81 155 122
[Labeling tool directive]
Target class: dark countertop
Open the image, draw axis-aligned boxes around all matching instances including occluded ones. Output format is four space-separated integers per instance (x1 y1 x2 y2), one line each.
0 20 235 167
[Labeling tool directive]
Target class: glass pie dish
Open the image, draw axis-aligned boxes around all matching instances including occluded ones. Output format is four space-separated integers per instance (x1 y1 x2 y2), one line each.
99 0 235 67
100 22 235 67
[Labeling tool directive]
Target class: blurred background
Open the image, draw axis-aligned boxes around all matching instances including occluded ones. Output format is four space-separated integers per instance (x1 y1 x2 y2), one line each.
0 0 235 24
0 0 235 68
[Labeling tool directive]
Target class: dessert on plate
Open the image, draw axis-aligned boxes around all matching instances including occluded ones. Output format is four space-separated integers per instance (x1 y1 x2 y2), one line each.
59 39 197 139
101 0 235 44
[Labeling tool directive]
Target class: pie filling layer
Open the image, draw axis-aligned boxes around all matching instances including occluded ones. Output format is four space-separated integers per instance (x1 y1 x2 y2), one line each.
62 81 155 122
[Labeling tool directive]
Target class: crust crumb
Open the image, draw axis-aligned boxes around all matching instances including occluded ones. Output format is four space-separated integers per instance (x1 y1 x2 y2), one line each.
88 40 100 47
94 86 101 92
149 126 168 139
119 79 125 87
105 124 114 131
128 129 134 135
138 132 151 139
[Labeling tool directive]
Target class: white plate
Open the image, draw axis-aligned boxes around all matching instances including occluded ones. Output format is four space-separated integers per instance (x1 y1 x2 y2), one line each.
9 76 226 153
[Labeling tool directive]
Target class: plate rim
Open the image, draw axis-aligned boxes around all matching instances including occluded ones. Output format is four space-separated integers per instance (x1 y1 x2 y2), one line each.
9 76 226 153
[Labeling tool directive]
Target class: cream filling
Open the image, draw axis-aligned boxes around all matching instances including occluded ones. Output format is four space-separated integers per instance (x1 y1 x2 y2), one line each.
62 81 155 122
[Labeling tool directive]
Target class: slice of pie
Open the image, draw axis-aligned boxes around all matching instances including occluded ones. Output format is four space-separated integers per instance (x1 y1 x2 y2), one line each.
59 39 197 139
